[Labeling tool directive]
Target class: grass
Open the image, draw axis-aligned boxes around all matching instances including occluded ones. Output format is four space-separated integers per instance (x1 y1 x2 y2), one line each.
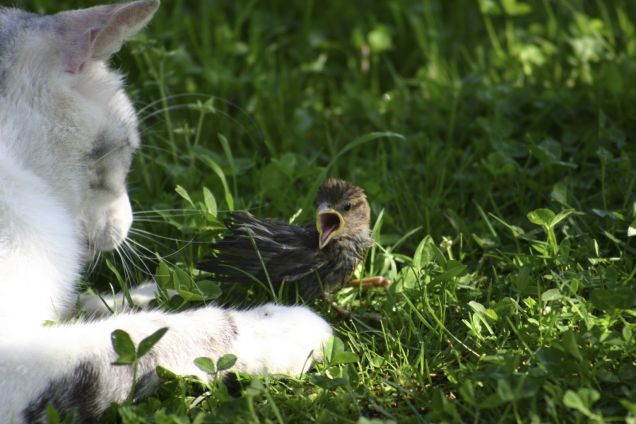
27 0 636 422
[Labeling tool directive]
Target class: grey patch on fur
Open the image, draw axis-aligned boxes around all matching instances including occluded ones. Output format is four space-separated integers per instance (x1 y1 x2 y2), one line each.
124 341 169 402
224 311 239 339
22 361 101 424
87 131 131 193
134 370 159 400
207 312 239 353
87 132 111 162
88 171 108 191
87 132 111 191
88 169 108 191
130 345 164 400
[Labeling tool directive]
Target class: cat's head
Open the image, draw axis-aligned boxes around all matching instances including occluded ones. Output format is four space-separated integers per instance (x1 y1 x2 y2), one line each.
0 1 159 257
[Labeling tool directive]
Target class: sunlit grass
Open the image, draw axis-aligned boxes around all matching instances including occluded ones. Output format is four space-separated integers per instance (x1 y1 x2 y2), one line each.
23 0 636 422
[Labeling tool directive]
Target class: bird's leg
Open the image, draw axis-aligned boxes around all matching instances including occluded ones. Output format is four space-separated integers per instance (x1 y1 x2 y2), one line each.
322 277 390 323
323 293 353 319
322 293 383 324
346 276 391 289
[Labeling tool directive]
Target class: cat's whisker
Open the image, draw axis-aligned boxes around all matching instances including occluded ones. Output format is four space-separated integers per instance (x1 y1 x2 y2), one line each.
135 92 219 116
130 218 177 225
111 246 131 287
129 227 207 245
84 251 103 277
116 245 133 279
125 240 187 263
136 93 220 117
122 237 161 262
127 230 199 261
125 237 179 266
131 218 206 225
84 226 103 263
134 142 176 156
133 208 203 216
138 103 199 125
136 94 189 116
124 238 161 262
126 228 174 251
121 240 155 277
137 92 263 138
93 144 127 165
111 232 145 282
138 103 262 145
117 234 148 274
92 251 103 275
114 242 145 287
133 208 202 214
126 227 192 261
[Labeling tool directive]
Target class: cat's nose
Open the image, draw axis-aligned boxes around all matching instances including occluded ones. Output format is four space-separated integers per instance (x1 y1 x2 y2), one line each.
100 192 133 251
82 192 133 253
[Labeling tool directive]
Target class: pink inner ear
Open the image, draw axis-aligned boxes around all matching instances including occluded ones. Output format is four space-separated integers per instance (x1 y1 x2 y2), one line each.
55 0 159 74
92 1 159 60
61 30 92 74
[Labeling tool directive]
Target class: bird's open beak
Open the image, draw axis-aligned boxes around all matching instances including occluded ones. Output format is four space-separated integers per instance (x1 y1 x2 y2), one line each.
316 203 345 249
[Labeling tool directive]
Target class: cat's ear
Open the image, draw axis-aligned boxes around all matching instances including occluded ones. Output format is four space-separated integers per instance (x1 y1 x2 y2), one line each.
53 0 159 74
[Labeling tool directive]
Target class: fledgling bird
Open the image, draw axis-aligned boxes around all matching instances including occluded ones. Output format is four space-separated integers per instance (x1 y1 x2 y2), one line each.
198 178 389 301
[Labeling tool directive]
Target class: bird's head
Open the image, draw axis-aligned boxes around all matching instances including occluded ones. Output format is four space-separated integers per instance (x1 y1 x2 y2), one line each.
315 179 371 249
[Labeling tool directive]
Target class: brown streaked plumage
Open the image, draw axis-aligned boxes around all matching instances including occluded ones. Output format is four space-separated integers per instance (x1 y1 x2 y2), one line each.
198 179 388 300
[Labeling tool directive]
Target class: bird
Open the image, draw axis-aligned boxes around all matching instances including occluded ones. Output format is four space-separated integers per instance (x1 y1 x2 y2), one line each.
198 178 390 301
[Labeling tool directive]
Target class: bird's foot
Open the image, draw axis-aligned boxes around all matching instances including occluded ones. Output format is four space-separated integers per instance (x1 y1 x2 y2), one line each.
347 276 391 289
323 296 383 324
327 300 353 319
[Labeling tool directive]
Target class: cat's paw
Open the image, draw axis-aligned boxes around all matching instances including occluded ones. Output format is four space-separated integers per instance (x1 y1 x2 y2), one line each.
230 303 332 376
80 281 174 316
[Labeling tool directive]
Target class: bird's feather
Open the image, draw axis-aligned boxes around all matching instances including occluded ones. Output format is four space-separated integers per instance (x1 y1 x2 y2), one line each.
198 211 329 295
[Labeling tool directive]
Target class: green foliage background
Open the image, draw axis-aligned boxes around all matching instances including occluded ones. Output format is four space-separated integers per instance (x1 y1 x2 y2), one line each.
22 0 636 422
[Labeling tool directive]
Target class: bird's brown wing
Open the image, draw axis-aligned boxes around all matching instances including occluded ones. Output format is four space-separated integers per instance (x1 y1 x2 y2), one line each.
198 211 328 291
293 232 373 299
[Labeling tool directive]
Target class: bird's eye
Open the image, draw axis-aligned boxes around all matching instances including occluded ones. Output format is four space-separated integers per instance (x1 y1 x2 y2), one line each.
343 202 352 212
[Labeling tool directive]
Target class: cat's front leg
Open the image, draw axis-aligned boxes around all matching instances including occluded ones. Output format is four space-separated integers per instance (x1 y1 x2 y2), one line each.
0 304 332 423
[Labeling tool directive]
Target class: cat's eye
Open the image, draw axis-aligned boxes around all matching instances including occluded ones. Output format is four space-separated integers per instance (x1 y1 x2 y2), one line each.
343 202 352 212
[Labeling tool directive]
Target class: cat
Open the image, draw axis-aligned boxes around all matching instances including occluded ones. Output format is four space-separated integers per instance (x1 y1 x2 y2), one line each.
0 1 332 422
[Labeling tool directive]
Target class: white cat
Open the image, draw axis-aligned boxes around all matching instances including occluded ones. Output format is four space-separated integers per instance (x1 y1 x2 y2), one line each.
0 1 332 422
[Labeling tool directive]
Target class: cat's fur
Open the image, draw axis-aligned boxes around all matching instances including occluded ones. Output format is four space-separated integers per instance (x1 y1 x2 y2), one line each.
0 1 332 422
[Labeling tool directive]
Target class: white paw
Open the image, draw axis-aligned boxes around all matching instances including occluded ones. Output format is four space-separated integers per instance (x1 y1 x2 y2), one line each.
80 281 173 316
231 303 333 376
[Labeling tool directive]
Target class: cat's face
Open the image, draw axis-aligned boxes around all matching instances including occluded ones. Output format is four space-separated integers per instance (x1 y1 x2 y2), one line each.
0 1 158 257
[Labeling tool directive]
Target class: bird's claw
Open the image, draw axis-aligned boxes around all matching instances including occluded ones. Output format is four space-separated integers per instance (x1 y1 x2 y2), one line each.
347 276 391 289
